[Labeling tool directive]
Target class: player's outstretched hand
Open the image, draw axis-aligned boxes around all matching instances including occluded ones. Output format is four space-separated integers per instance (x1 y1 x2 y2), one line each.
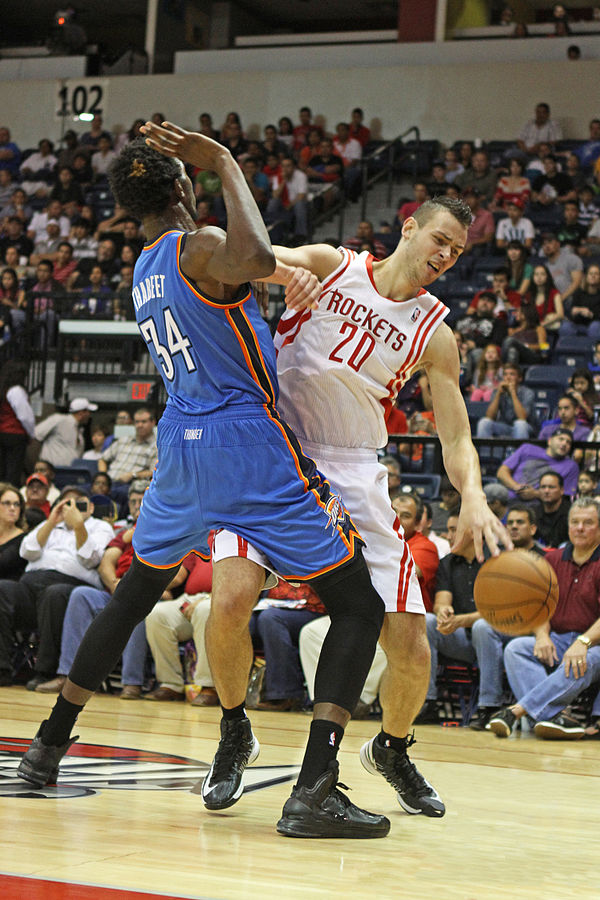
141 121 227 171
284 266 322 311
451 493 513 563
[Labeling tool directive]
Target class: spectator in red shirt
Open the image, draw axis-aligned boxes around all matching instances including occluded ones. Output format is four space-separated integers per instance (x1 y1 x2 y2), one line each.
469 267 521 319
392 492 439 613
52 242 78 285
349 107 371 148
489 498 600 740
292 106 322 153
463 188 495 256
24 473 51 523
396 182 429 225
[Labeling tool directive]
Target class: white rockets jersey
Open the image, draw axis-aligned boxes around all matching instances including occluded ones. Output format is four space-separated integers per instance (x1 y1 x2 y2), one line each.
274 248 449 450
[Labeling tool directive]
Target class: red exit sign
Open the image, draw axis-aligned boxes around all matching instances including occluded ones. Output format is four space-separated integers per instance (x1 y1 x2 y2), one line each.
129 381 153 400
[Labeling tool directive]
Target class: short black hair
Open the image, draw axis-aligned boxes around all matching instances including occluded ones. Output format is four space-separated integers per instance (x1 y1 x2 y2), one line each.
507 503 538 526
413 196 472 229
540 469 564 488
551 428 573 448
108 137 181 219
92 471 112 489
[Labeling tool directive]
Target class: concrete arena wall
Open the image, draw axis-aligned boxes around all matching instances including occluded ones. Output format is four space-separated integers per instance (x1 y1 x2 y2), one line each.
3 56 598 151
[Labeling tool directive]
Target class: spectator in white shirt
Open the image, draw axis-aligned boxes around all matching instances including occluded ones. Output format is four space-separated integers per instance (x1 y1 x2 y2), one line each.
34 397 98 467
495 199 535 251
27 199 70 243
333 122 363 202
265 157 308 244
91 135 118 182
517 102 563 155
0 485 114 686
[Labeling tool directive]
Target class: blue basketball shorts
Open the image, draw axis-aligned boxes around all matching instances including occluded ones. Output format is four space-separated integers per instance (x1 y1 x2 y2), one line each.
132 404 363 581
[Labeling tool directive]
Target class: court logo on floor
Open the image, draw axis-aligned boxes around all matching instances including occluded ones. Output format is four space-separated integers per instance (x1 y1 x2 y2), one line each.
0 738 299 799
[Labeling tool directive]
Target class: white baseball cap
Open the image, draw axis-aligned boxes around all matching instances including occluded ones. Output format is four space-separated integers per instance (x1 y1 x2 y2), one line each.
69 397 98 413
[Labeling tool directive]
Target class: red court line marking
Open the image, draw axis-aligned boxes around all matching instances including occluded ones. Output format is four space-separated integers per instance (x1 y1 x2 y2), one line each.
0 874 201 900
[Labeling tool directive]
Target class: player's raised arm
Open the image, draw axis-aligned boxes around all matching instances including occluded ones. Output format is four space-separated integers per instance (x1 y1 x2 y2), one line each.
257 243 343 310
141 121 274 284
421 323 512 562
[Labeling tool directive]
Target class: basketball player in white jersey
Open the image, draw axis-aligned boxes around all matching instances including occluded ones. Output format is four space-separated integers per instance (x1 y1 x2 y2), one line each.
258 196 510 816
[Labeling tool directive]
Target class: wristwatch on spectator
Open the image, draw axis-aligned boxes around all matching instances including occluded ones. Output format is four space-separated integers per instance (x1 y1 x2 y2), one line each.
576 634 591 647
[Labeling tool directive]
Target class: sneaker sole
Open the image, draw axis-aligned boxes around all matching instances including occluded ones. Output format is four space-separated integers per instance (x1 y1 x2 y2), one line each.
276 816 390 839
533 722 585 740
201 736 260 810
359 739 446 818
16 763 59 788
488 719 512 738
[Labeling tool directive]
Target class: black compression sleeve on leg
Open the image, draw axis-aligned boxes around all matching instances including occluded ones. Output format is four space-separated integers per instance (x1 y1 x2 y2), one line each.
68 555 179 692
310 553 384 714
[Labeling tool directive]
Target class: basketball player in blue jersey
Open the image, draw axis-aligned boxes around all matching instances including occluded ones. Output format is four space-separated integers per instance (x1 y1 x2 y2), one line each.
18 123 391 840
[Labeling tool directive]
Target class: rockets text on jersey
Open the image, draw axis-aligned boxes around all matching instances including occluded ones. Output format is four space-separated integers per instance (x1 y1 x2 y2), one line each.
274 248 449 450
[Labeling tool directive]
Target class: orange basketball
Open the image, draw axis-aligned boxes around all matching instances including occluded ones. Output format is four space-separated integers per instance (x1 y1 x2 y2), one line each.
473 550 559 636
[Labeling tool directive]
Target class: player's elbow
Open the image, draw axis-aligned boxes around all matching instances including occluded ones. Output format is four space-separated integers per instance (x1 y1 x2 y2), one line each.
245 244 276 279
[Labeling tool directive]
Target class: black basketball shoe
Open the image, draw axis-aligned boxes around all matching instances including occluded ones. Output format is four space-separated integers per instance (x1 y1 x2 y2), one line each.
277 760 390 839
17 721 78 788
201 717 259 810
360 732 445 817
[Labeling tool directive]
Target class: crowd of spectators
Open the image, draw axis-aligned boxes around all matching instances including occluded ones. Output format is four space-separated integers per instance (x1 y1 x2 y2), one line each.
2 99 600 742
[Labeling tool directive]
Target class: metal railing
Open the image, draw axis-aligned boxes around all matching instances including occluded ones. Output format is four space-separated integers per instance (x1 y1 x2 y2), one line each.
359 126 421 221
306 127 419 245
386 434 600 481
0 298 48 400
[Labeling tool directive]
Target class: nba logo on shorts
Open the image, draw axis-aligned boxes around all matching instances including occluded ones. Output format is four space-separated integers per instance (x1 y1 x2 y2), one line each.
411 307 421 323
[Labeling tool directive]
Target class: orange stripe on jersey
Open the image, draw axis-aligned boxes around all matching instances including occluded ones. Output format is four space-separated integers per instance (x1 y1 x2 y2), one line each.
320 248 354 293
134 550 192 569
265 407 364 581
281 542 360 582
264 406 363 559
142 230 181 251
238 307 277 401
225 308 276 404
175 234 250 309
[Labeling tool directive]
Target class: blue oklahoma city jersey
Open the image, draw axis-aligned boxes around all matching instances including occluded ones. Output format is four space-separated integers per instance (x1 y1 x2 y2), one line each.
131 228 362 579
132 230 278 414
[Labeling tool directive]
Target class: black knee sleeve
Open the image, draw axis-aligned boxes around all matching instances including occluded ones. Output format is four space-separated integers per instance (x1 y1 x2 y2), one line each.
311 553 385 712
69 555 179 691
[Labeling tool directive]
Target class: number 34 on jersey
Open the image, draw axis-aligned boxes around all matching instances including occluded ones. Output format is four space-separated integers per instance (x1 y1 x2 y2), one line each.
139 308 196 381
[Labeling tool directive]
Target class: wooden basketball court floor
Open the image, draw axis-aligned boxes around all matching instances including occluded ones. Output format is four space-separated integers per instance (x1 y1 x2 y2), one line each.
1 688 599 900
